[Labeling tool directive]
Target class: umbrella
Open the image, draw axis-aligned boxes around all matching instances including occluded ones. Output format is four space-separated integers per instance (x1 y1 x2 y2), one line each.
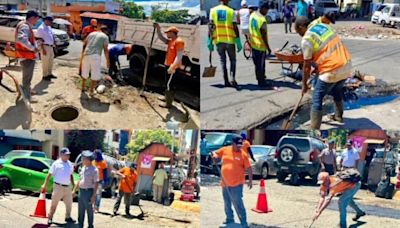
53 18 72 26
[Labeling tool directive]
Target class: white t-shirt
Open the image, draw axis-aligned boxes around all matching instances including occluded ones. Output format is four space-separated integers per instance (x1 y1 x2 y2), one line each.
238 8 250 29
49 159 74 185
341 148 360 168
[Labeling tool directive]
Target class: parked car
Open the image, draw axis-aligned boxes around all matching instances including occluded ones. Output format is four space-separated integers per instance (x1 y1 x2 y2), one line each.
267 9 281 23
0 156 79 193
0 15 70 54
166 164 188 190
371 4 395 24
74 153 125 198
314 0 340 17
372 148 398 177
250 145 278 179
275 134 326 185
201 132 241 174
2 150 47 159
378 4 400 27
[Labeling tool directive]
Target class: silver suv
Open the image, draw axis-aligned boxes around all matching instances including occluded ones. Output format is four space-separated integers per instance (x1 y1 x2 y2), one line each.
275 134 326 185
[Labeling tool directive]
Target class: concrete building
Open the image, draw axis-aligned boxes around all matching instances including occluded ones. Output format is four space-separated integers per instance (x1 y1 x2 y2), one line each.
0 130 42 157
31 130 65 160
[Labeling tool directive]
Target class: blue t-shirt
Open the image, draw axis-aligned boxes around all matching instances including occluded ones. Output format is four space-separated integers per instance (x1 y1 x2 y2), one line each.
109 44 125 58
282 5 294 18
297 1 308 17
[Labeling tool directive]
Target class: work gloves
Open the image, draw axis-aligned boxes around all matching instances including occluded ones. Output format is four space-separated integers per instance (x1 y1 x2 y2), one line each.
207 37 214 51
235 37 242 53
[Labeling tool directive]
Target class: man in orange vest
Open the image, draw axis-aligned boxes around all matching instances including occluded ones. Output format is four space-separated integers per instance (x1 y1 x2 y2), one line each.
15 10 40 102
113 162 138 216
295 16 352 129
208 0 242 87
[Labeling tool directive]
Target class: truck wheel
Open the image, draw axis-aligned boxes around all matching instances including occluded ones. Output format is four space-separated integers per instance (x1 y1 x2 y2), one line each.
290 173 300 186
277 171 287 182
278 144 298 164
129 52 146 77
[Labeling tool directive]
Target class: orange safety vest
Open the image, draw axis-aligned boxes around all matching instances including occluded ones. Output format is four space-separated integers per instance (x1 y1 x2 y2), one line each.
15 22 36 60
304 23 351 74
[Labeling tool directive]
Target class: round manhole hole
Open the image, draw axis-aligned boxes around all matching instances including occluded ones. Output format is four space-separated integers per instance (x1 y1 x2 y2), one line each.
51 106 79 122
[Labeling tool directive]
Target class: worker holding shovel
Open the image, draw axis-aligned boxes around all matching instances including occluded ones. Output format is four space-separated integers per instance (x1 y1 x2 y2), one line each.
153 23 185 108
212 136 253 228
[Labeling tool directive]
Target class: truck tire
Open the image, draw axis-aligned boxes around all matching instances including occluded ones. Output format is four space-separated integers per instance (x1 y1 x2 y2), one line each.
129 52 146 77
277 171 287 182
278 144 298 164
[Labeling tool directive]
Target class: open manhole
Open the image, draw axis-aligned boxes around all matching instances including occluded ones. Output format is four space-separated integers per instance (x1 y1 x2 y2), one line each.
51 106 79 122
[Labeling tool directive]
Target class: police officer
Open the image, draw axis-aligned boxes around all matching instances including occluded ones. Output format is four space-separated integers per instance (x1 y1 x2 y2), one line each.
72 150 99 228
208 0 242 87
249 2 272 87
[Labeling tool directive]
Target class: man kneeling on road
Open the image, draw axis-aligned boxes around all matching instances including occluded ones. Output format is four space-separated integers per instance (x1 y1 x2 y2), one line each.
314 172 366 228
295 16 352 129
41 148 76 225
212 136 253 228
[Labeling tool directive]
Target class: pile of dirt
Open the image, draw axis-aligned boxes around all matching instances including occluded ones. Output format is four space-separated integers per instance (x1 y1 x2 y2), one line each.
335 23 400 40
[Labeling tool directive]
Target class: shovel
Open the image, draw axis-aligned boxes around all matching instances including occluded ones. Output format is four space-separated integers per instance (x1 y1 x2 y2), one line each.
202 51 216 78
281 93 304 130
140 24 156 97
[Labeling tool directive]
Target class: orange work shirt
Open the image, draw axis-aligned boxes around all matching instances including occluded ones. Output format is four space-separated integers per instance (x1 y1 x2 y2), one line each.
118 167 138 193
93 160 107 181
165 37 185 68
82 26 96 39
320 176 356 196
242 140 251 153
215 146 251 187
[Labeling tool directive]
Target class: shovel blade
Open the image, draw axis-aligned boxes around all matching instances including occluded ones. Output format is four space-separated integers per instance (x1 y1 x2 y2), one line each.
202 66 216 78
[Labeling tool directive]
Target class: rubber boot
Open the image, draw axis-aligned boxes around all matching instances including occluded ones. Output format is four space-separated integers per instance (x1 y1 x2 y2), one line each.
223 74 231 87
310 110 323 130
159 90 174 108
333 101 344 123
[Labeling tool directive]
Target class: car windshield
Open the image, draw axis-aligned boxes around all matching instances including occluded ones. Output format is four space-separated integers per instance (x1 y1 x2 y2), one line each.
5 151 30 159
377 5 386 11
323 2 338 7
205 134 226 145
251 147 271 155
280 138 310 152
42 159 54 167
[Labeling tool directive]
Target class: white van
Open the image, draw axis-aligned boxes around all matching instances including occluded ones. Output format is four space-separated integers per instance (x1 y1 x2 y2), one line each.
371 4 395 23
0 15 70 54
378 4 400 27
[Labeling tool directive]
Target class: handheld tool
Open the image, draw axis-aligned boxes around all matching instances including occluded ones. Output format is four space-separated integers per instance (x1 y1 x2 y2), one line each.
202 51 216 78
281 93 304 130
140 25 156 97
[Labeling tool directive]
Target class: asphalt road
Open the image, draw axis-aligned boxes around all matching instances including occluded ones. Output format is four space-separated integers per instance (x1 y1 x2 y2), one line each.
200 21 400 129
0 190 199 228
200 174 400 228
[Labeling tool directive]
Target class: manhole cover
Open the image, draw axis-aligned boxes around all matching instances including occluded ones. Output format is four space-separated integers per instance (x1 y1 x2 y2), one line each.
51 106 79 122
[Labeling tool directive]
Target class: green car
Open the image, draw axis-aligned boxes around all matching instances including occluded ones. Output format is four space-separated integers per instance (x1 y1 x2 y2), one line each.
0 156 79 193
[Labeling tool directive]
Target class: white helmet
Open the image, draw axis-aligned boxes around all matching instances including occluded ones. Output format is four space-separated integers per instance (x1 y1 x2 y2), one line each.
241 0 248 7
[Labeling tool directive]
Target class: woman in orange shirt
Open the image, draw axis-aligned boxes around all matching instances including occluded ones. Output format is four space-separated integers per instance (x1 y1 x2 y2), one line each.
93 150 108 213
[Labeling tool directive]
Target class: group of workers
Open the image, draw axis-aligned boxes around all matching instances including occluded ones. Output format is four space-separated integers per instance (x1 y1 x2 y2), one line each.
13 10 184 109
208 0 352 130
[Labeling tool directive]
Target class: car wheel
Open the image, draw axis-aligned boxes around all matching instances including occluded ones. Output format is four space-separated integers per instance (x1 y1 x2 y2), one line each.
0 177 12 192
381 20 386 27
278 144 298 164
277 171 287 182
290 173 300 186
267 16 272 24
261 164 269 179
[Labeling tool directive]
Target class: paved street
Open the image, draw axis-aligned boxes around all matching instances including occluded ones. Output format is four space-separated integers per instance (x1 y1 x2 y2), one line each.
0 190 199 228
201 174 400 228
200 21 400 129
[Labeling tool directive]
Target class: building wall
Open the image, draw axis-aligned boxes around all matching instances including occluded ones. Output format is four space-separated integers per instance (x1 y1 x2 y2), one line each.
104 130 120 154
31 130 65 159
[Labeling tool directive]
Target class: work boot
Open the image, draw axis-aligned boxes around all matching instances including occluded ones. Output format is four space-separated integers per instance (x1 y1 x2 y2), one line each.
159 90 174 108
223 74 231 87
49 74 57 79
330 101 344 123
310 111 323 130
42 75 52 81
352 211 366 221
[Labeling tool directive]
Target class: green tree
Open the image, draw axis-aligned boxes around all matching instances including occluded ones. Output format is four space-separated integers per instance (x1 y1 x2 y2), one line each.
117 0 145 19
126 130 179 161
151 9 190 23
66 130 106 160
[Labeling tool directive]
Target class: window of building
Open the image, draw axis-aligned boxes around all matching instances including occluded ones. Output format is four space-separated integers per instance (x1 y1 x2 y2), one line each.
113 132 119 142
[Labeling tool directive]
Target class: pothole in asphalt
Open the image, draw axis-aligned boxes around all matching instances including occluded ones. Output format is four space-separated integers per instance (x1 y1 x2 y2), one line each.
51 105 79 122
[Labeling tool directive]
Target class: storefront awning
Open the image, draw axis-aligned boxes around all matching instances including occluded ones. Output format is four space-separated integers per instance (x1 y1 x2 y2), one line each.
152 156 170 162
364 139 385 144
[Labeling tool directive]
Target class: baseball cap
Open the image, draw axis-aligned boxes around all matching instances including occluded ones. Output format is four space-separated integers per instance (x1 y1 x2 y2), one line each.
346 139 352 145
26 10 39 19
324 12 336 24
241 0 247 7
328 139 335 144
60 147 71 155
81 150 94 160
130 162 137 169
164 26 179 34
232 136 243 146
44 16 53 22
317 172 329 184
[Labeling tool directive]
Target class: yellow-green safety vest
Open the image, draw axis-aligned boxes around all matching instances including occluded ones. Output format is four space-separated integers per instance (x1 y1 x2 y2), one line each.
210 5 236 44
309 17 323 27
249 12 267 51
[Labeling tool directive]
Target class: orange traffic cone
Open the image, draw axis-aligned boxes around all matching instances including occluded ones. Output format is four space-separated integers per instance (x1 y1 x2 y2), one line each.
30 189 48 218
252 179 272 213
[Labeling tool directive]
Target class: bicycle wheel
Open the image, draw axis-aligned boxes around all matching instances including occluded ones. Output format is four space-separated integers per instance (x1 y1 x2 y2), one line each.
243 41 252 60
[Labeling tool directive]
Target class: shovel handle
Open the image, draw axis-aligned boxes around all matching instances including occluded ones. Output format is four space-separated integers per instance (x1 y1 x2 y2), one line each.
279 41 289 52
209 51 213 67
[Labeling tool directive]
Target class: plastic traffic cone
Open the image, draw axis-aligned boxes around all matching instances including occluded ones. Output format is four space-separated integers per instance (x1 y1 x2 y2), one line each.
30 189 48 218
252 179 272 213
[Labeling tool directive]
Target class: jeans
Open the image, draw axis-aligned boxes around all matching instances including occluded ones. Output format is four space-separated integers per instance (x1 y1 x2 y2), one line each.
338 182 364 228
284 17 292 33
216 43 236 82
251 49 266 83
78 188 94 228
222 184 247 226
113 191 132 214
95 182 103 210
20 59 36 100
312 78 346 112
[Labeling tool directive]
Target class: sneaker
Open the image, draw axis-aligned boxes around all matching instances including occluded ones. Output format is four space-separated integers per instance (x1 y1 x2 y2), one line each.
47 219 52 225
113 211 118 216
352 211 366 221
65 217 75 223
49 74 57 79
224 81 232 87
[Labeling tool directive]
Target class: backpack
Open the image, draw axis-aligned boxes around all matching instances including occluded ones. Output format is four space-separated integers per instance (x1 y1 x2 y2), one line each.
336 168 361 183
